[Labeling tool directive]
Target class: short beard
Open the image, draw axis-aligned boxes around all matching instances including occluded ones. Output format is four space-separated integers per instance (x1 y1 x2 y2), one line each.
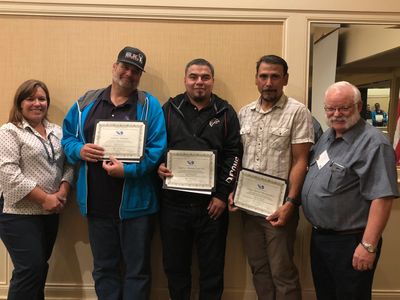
191 95 209 103
326 111 360 130
261 95 278 103
113 74 136 91
260 89 281 104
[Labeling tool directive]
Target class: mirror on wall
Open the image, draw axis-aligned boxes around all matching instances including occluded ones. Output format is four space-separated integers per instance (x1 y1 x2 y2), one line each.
308 23 400 142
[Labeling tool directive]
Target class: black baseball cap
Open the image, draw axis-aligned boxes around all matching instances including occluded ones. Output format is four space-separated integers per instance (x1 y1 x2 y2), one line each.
117 46 146 72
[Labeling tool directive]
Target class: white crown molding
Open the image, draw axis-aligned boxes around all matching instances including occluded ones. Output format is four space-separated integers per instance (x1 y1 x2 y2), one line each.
0 2 399 23
1 0 400 13
0 2 289 21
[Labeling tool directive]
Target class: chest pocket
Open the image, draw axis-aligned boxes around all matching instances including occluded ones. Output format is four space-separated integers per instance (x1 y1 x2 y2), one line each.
326 163 347 193
240 125 252 146
269 127 290 150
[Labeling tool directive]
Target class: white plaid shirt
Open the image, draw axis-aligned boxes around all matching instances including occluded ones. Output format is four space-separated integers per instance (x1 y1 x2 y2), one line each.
239 94 314 180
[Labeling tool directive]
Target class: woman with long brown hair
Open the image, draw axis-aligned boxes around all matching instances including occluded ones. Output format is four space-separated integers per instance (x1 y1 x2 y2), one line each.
0 79 73 300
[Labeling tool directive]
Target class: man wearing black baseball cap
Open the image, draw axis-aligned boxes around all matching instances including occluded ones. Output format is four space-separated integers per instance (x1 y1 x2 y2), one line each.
62 46 167 300
117 46 146 71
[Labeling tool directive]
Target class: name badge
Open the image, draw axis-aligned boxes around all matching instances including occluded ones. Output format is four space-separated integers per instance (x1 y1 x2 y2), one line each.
316 150 329 170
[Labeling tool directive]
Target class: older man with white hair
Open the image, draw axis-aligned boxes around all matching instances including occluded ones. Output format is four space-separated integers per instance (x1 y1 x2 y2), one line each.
301 81 398 300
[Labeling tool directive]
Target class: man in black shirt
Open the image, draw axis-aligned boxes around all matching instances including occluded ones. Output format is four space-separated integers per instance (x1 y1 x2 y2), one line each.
157 58 241 300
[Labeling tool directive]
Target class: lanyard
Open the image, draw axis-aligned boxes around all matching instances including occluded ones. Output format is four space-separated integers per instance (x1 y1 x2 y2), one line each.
30 129 56 164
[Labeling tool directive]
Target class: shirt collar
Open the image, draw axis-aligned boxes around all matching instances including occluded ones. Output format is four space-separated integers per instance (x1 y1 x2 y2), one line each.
22 118 55 136
327 118 366 144
341 118 366 143
251 93 288 113
100 85 137 107
183 93 214 111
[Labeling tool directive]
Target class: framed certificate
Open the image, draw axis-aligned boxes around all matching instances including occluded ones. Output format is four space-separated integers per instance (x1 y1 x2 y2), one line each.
234 169 287 217
163 149 216 194
93 120 146 162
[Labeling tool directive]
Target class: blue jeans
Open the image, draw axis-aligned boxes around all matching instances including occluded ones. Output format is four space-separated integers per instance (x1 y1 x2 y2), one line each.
310 229 382 300
87 215 155 300
0 208 58 300
160 199 229 300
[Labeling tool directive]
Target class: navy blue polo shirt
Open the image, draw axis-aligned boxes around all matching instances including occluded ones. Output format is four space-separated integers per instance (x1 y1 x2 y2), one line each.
84 85 138 218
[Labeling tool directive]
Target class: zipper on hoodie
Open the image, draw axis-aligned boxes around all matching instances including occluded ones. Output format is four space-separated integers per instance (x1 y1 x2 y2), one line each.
76 101 90 215
119 95 148 219
77 102 87 144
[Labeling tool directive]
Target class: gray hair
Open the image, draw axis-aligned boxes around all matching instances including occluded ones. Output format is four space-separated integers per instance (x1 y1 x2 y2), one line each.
325 81 361 104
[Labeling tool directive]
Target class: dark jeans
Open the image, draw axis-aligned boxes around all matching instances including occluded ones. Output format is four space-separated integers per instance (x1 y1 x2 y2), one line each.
87 215 155 300
0 210 59 300
159 199 229 300
310 229 382 300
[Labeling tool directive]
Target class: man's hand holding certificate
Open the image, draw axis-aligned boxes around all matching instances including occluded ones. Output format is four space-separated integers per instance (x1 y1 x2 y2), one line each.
161 150 216 194
93 120 146 162
233 169 287 217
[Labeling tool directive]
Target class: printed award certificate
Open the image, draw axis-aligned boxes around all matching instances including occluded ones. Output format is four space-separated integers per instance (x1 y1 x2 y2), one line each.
93 120 146 162
164 150 216 194
234 169 287 216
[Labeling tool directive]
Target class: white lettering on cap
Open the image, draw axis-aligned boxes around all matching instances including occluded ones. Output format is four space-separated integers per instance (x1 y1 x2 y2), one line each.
125 52 143 63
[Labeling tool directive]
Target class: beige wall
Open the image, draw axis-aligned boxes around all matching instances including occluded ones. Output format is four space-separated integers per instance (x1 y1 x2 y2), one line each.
0 1 400 299
0 17 282 121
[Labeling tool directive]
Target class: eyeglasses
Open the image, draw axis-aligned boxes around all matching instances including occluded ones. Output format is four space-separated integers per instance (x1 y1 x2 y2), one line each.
324 103 357 113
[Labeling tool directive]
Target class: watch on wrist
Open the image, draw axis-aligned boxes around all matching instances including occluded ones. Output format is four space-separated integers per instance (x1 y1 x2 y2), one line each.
360 241 377 253
285 196 301 207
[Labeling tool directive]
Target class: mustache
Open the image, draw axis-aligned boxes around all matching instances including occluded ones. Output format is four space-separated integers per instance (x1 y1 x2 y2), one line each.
262 89 277 92
329 117 346 122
